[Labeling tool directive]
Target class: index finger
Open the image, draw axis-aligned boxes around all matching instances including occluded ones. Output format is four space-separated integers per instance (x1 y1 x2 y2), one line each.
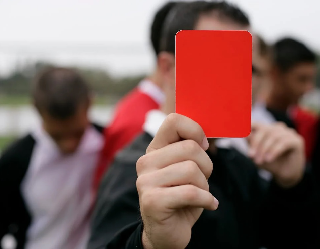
146 113 209 154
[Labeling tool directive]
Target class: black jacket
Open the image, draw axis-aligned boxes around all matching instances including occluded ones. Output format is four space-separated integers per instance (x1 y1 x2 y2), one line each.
312 120 320 181
266 107 296 129
0 124 103 249
88 132 320 249
0 134 35 249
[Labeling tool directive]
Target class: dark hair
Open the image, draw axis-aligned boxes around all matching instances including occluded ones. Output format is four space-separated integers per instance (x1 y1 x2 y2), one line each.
150 1 181 56
273 37 317 72
161 1 250 54
32 67 90 119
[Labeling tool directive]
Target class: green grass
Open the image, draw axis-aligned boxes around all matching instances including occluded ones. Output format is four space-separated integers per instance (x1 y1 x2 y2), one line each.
93 95 119 106
0 95 32 106
0 136 16 152
0 95 118 106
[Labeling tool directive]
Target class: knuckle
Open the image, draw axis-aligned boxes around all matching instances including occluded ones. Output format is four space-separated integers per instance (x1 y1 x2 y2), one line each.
136 174 149 192
288 127 295 133
276 122 286 128
136 155 149 173
289 128 299 137
269 124 285 134
136 176 143 192
184 160 199 177
166 113 180 126
274 130 285 140
189 124 204 140
207 160 213 176
181 139 200 154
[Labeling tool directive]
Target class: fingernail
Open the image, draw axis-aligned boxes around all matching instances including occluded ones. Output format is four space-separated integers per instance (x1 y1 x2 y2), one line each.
202 136 209 150
213 197 219 209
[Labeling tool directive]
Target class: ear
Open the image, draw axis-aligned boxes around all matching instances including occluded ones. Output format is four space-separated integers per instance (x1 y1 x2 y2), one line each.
270 65 282 83
85 95 93 111
157 51 175 81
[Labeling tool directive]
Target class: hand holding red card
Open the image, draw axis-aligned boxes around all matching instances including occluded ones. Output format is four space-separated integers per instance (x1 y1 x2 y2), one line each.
175 30 252 138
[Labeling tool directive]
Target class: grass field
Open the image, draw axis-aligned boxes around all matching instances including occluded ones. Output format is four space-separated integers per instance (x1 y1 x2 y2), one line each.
0 136 16 151
0 95 119 106
0 95 32 106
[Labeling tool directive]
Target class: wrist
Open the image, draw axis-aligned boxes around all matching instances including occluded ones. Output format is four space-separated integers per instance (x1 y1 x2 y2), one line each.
142 230 154 249
274 168 304 189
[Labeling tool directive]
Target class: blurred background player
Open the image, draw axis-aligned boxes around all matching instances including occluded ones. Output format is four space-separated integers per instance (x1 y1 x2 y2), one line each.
92 1 181 195
87 1 255 248
266 37 318 161
0 67 103 249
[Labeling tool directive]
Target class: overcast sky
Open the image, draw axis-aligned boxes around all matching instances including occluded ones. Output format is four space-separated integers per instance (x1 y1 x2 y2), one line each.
0 0 319 77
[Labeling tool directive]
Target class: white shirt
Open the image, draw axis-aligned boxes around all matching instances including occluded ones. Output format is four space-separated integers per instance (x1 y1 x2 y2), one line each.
138 79 165 106
21 125 103 249
143 110 167 137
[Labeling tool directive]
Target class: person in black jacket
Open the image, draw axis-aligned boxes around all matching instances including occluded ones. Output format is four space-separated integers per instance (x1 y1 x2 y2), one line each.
88 2 320 249
0 67 104 249
265 37 317 129
98 112 319 249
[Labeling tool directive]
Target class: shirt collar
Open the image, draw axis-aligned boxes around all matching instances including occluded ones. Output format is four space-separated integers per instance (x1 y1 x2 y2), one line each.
252 101 276 124
31 124 103 161
143 110 167 138
138 79 165 105
31 124 60 158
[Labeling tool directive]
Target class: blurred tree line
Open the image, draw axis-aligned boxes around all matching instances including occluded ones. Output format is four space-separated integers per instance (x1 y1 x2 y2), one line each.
0 58 320 105
0 61 146 105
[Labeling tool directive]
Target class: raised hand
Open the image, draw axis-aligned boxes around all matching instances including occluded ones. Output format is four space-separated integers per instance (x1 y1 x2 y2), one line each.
248 122 305 188
136 113 219 249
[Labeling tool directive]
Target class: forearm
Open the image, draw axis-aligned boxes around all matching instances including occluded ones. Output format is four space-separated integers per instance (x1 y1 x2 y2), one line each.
273 169 304 189
142 230 154 249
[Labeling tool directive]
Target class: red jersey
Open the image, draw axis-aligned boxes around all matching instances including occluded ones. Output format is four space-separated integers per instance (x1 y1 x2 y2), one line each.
290 106 319 161
93 80 164 193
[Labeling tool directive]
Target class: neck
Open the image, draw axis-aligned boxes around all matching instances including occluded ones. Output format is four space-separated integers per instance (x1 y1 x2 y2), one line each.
266 89 290 112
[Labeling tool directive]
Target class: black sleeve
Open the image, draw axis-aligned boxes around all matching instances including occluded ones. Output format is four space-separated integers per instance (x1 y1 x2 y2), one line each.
0 135 34 248
311 119 320 182
87 135 149 249
103 222 143 249
0 147 13 240
258 168 320 248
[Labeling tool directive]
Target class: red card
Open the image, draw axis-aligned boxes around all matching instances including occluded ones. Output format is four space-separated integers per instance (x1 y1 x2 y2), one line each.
175 30 252 138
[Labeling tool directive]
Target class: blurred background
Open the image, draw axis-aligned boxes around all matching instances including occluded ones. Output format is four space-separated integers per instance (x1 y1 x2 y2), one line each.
0 0 319 151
